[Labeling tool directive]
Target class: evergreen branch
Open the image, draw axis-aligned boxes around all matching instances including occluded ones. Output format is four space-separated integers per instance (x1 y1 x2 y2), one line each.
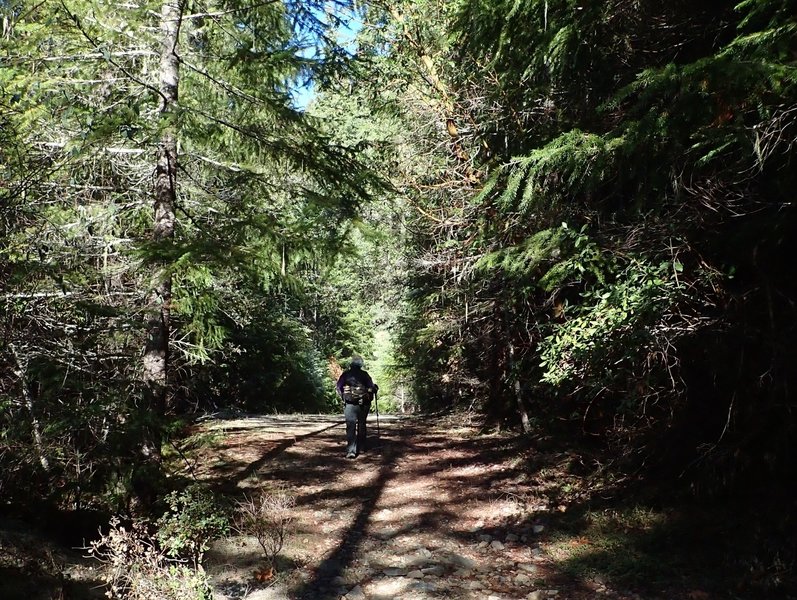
34 142 147 155
179 58 273 107
179 0 282 22
3 50 158 64
190 153 245 173
3 291 77 299
58 0 165 106
409 201 445 224
188 105 291 146
751 103 797 169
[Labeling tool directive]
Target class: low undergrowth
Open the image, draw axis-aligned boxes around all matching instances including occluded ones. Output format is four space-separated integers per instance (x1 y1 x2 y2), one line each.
537 474 796 598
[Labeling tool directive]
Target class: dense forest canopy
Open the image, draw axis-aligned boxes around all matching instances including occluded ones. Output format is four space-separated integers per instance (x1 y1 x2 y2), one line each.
1 0 382 510
359 0 797 487
2 0 797 591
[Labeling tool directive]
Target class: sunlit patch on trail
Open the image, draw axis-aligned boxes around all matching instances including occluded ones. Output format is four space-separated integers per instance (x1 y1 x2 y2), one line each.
366 575 426 598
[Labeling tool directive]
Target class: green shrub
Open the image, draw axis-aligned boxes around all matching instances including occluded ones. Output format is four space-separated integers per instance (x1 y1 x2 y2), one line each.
155 485 230 568
89 517 212 600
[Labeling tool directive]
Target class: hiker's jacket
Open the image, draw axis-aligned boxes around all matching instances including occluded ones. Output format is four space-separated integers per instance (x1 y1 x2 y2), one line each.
336 367 375 403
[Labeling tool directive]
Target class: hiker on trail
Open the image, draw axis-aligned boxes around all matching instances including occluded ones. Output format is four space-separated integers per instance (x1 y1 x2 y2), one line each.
337 355 377 458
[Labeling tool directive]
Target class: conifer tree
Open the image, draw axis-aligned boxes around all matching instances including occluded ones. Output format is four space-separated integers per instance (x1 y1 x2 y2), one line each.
1 0 378 509
364 0 797 489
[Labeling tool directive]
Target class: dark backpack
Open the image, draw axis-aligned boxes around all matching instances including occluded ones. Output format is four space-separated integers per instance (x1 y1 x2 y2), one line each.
343 375 369 404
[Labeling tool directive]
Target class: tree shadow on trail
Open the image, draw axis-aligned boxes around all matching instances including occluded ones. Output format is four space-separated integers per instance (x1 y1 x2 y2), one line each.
231 421 344 486
291 434 401 600
206 420 344 492
199 414 797 599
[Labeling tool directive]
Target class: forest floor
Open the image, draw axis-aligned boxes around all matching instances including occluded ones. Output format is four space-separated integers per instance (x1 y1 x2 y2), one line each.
185 413 738 600
0 412 784 600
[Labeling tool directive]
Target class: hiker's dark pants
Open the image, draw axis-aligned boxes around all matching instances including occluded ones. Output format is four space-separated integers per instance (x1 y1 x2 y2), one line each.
344 401 370 455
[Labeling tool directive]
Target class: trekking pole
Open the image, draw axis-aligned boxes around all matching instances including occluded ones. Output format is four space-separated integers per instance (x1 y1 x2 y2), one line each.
374 388 381 442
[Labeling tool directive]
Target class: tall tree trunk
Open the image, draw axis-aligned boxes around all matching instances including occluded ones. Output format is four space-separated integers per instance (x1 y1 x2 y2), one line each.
9 343 50 473
141 0 180 460
502 306 531 432
486 301 505 428
508 339 531 433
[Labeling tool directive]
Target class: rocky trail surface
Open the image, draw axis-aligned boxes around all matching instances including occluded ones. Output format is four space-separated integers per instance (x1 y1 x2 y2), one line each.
195 414 646 600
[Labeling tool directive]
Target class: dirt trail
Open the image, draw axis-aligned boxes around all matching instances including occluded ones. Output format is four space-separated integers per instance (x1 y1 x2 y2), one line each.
197 414 639 600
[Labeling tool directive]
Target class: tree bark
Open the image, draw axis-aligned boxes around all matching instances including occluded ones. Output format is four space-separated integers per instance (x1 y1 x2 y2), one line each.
141 0 181 458
508 340 531 433
9 343 50 473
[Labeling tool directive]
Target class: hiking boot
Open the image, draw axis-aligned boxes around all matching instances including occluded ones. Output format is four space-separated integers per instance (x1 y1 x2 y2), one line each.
346 452 356 459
